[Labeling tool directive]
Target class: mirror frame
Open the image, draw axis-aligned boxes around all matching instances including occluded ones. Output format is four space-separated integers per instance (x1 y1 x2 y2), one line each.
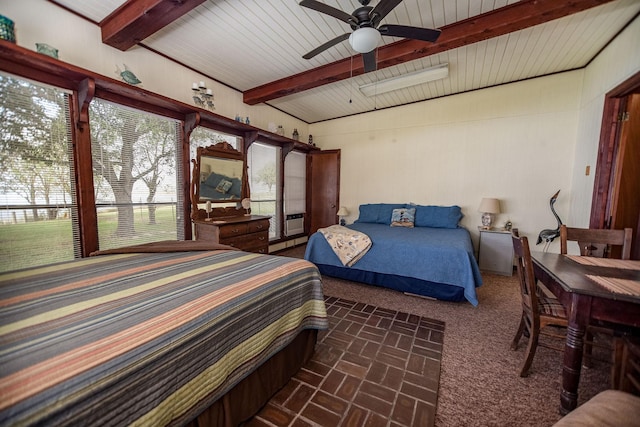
190 141 247 220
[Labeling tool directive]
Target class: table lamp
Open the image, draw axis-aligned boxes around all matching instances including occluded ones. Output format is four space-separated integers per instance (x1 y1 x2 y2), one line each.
336 206 349 226
478 198 500 230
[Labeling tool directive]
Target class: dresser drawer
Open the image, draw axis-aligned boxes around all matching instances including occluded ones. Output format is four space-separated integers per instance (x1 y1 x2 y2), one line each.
218 223 248 238
248 219 270 234
193 215 271 254
241 233 269 254
221 231 269 251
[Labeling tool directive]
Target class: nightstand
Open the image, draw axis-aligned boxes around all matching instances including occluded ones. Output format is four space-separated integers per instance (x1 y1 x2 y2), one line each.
478 228 514 276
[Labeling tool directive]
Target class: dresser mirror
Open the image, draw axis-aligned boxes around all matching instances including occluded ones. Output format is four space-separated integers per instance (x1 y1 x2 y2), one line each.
191 142 246 220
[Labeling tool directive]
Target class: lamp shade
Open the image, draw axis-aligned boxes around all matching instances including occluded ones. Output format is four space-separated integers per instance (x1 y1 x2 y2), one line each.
349 27 380 53
478 198 501 214
336 206 349 216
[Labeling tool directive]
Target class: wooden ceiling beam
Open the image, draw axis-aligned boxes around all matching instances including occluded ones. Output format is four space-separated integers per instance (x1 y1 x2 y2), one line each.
243 0 615 105
101 0 205 51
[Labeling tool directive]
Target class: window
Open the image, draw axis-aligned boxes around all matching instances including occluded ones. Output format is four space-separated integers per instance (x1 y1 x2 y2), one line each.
284 151 307 215
0 72 79 272
247 142 281 239
89 99 184 250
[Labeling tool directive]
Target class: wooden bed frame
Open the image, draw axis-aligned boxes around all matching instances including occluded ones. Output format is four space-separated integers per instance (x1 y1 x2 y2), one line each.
187 329 317 426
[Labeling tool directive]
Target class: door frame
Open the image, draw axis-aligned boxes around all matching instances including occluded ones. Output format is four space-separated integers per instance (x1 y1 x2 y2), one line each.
590 70 640 230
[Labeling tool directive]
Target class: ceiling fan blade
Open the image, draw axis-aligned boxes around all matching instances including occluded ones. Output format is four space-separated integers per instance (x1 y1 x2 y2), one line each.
378 24 441 43
299 0 354 25
362 50 377 73
302 33 351 59
370 0 403 26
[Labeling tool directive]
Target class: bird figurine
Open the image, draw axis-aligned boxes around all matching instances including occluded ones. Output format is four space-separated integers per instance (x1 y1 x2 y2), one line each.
115 64 142 86
536 190 563 250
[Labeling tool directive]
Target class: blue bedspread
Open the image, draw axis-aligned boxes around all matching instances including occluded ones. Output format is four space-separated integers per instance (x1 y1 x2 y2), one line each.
305 223 483 306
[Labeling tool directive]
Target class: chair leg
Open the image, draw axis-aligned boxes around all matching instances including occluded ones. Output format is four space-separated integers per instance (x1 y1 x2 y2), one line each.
611 337 625 389
583 331 594 368
511 314 526 350
519 328 540 377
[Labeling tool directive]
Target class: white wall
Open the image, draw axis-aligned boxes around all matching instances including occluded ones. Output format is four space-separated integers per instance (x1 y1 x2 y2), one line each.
310 72 582 251
1 0 309 138
311 17 640 253
569 16 640 227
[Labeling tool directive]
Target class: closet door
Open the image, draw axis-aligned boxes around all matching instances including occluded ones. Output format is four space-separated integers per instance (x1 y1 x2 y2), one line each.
308 150 340 235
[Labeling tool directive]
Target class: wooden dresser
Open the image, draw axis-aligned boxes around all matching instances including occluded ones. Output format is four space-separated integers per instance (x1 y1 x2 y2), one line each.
193 215 270 254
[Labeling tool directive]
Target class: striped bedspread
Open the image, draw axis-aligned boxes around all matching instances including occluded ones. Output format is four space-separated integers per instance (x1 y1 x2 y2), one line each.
0 250 328 426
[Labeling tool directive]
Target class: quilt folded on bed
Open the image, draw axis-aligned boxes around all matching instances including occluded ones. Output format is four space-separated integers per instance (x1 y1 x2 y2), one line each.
318 225 372 267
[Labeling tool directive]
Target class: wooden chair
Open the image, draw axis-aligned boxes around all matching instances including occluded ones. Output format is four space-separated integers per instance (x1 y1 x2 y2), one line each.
560 224 633 368
560 225 632 260
510 231 569 377
617 335 640 396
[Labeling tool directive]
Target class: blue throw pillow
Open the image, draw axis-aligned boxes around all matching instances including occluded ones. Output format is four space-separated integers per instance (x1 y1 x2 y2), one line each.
356 204 380 223
414 205 463 228
204 172 224 187
228 177 242 198
375 204 407 224
390 208 415 228
356 203 407 224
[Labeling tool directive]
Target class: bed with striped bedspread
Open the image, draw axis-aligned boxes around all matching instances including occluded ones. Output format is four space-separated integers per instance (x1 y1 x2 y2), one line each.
0 249 328 426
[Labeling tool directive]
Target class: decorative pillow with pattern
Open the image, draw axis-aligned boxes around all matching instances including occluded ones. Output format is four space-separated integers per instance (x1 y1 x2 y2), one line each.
390 208 416 228
215 179 233 194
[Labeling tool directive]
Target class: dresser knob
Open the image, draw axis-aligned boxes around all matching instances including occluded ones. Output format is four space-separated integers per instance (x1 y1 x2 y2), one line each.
232 228 240 233
258 236 265 241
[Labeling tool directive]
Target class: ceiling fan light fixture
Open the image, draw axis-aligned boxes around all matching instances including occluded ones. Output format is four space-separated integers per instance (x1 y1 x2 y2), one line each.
359 63 449 97
349 27 381 53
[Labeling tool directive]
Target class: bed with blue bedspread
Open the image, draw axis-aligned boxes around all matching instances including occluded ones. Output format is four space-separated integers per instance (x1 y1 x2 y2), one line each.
0 241 327 426
305 203 483 306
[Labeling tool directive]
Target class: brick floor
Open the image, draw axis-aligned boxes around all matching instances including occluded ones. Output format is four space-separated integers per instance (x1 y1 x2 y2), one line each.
247 297 445 427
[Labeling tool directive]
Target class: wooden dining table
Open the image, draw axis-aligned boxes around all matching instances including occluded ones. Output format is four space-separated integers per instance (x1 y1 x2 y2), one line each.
531 252 640 414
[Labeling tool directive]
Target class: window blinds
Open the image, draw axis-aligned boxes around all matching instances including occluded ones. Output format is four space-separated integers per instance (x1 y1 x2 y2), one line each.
0 72 78 272
284 151 306 215
89 99 183 251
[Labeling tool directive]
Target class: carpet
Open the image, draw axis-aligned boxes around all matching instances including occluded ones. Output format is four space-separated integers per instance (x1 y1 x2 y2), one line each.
258 244 612 426
248 296 445 427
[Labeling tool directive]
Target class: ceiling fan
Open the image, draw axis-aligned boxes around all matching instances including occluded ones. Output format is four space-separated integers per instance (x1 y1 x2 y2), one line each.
300 0 441 73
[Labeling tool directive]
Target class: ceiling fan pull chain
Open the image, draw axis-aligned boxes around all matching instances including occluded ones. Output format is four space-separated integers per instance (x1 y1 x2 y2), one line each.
349 55 353 104
374 53 378 110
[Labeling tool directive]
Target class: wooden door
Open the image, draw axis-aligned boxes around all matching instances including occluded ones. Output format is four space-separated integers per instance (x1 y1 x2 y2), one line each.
609 93 640 259
591 72 640 260
308 150 340 235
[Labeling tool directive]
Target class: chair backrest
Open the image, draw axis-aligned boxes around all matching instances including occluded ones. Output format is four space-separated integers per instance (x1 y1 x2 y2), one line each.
560 225 632 259
511 231 539 327
619 336 640 396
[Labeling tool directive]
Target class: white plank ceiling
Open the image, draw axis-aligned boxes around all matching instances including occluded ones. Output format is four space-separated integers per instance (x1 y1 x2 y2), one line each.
51 0 640 123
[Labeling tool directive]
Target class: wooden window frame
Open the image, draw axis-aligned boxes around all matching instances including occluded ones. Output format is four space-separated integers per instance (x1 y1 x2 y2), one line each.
0 41 318 256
